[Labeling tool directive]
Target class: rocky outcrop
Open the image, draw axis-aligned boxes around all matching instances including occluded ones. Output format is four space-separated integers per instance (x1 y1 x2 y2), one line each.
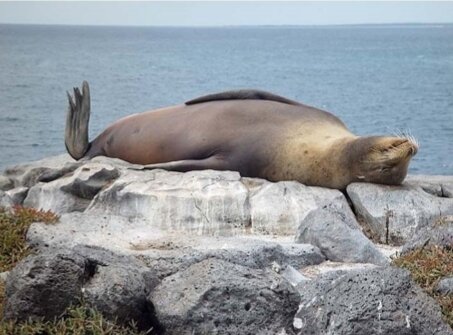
294 267 453 335
1 155 452 334
5 154 390 265
88 169 251 236
27 212 326 278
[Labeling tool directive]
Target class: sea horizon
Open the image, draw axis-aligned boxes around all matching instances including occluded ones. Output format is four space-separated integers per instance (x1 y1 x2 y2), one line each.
1 22 453 28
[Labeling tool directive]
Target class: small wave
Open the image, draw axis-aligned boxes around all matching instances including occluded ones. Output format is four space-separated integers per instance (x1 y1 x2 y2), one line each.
0 117 21 122
13 84 30 89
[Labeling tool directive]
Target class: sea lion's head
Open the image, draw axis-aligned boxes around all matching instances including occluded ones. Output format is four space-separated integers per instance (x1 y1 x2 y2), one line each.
350 136 418 185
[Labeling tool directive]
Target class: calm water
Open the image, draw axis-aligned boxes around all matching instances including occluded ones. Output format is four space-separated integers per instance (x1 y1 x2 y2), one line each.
0 24 452 174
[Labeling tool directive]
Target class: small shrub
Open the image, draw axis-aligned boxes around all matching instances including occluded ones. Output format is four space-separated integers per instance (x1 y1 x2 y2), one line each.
0 206 58 272
0 303 150 335
393 245 453 328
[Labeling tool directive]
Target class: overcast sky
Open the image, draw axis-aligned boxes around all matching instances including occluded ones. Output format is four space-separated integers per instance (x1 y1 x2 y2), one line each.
0 1 452 26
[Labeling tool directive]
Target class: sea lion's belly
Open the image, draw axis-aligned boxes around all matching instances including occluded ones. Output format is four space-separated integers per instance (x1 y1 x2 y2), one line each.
89 100 352 181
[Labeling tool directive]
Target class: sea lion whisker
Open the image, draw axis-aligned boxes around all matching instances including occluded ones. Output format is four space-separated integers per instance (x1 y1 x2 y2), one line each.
387 127 403 139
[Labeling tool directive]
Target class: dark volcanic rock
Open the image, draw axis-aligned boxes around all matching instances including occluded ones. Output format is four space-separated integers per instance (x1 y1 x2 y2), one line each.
4 250 87 321
78 246 159 330
4 246 158 331
149 258 300 335
294 266 453 335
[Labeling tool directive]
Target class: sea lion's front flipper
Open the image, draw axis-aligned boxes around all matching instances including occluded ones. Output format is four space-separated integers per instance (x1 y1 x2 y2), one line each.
132 155 228 173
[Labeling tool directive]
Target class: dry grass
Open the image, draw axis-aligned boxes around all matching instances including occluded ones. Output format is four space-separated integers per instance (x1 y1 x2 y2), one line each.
393 245 453 329
0 206 58 272
0 303 150 335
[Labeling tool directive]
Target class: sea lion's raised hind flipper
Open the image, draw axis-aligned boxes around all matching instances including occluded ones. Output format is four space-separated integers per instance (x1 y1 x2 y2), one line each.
65 81 91 160
185 89 301 106
130 155 227 173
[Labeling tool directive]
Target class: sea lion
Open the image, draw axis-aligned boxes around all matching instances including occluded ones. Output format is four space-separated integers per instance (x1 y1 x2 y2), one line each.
65 81 418 189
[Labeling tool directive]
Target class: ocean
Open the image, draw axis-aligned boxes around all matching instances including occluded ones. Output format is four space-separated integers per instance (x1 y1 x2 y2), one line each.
0 24 452 174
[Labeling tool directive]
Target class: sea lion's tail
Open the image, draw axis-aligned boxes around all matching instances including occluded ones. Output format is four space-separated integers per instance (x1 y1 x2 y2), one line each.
65 81 91 160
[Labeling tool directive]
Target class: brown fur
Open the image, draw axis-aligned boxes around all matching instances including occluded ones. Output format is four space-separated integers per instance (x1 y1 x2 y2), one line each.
69 86 418 189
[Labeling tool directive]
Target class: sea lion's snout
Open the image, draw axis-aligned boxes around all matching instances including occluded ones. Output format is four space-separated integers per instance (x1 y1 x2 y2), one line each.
383 137 419 160
353 135 419 186
408 140 419 156
395 137 419 158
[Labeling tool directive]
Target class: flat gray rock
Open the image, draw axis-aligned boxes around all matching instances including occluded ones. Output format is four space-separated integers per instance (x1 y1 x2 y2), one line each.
27 212 325 279
347 182 453 245
249 181 344 235
294 267 453 335
88 169 251 236
405 175 453 198
149 258 300 335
